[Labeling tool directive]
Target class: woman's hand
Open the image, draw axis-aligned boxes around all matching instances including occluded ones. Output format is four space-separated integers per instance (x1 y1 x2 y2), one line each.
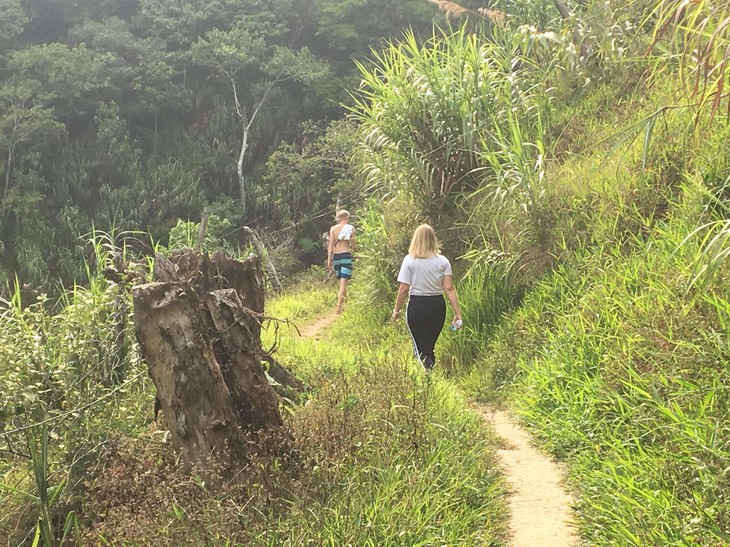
393 283 409 323
442 275 462 327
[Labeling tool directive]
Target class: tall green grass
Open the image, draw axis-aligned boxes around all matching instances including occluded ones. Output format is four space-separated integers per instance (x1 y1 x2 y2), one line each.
439 255 524 376
0 238 153 543
472 190 730 544
71 289 508 544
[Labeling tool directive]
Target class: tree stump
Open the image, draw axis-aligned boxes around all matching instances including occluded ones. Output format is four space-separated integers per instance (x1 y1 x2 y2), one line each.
132 250 286 470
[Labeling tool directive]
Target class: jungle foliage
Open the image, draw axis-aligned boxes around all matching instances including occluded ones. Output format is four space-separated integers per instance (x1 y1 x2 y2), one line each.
1 0 730 545
0 0 440 290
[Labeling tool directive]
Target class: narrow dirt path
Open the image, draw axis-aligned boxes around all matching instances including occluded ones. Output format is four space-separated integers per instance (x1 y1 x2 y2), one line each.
298 310 338 340
298 313 579 545
479 406 580 547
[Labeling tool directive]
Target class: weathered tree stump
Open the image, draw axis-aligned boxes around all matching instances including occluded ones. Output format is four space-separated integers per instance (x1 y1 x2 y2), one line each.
132 250 287 469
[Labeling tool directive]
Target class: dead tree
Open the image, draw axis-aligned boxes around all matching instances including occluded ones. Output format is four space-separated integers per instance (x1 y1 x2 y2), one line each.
242 226 284 294
132 249 291 470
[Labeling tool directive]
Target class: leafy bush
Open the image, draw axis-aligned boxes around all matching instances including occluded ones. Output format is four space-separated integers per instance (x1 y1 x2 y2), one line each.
0 239 152 544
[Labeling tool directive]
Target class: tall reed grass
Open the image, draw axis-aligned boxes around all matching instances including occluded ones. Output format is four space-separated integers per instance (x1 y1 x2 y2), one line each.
69 285 508 544
484 195 730 544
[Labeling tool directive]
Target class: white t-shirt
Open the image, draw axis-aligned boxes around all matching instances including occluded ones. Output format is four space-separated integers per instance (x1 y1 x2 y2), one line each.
397 254 452 296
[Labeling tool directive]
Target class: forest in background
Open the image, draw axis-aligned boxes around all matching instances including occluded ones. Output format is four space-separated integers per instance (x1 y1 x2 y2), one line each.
0 0 444 289
1 0 729 544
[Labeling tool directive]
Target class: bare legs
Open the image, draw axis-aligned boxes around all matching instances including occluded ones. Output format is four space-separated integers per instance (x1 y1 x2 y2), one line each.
336 277 348 313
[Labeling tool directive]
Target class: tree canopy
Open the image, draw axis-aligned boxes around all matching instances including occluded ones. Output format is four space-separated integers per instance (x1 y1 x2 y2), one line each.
0 0 439 289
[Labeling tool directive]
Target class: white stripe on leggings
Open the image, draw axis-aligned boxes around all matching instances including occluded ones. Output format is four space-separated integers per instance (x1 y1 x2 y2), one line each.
405 301 421 363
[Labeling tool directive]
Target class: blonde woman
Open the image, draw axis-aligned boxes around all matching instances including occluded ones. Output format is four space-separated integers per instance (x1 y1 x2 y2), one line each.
392 224 462 370
327 209 356 313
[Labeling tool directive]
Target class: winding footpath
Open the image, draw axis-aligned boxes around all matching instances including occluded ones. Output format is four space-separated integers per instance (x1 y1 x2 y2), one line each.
481 407 580 546
298 310 339 340
300 311 580 546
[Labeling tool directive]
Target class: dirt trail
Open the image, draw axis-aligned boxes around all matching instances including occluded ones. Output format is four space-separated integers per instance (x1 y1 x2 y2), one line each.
299 312 579 545
298 310 339 340
480 407 580 547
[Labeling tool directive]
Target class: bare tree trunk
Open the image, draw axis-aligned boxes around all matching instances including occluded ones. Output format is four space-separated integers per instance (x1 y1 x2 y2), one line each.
153 111 158 156
4 146 13 204
230 72 281 215
230 73 249 213
242 226 284 293
196 206 211 251
551 0 570 20
237 121 249 213
133 250 287 470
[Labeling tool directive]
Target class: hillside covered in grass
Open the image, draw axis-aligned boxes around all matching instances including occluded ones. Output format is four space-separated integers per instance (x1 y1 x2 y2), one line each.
1 0 730 545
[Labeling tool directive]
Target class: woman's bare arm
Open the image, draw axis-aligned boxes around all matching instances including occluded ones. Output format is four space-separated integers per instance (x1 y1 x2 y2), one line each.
442 275 462 324
392 282 410 321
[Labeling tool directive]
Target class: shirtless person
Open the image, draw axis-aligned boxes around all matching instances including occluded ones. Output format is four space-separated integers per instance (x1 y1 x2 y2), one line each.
327 210 355 313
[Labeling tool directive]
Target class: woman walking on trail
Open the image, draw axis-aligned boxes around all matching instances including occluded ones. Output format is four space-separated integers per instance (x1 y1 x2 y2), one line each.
328 209 356 314
392 224 462 370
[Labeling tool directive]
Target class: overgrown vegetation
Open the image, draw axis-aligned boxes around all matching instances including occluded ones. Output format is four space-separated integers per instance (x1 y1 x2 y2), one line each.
2 0 730 545
0 0 441 290
346 1 730 544
1 273 507 544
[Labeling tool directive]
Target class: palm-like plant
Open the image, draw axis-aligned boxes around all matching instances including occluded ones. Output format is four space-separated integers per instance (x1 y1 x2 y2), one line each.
351 28 548 214
352 29 496 206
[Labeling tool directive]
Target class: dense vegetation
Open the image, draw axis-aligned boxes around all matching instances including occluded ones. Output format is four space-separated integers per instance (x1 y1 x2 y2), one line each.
1 0 729 545
0 0 439 288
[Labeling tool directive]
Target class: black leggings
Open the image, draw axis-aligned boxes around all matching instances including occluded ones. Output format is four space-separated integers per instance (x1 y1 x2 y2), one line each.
406 295 446 369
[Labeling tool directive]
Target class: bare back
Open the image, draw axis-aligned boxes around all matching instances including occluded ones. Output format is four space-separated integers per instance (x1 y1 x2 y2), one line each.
329 222 355 255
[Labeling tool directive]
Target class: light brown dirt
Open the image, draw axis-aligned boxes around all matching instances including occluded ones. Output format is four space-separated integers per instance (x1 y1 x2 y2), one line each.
481 407 580 547
299 313 580 545
298 310 338 340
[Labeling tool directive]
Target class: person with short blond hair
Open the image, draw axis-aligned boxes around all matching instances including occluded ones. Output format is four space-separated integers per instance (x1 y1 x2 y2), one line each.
328 209 355 313
392 224 462 370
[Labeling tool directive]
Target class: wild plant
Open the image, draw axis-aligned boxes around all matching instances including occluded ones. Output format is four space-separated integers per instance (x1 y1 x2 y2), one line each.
678 218 730 290
471 102 549 246
23 424 79 547
351 27 531 218
439 252 524 374
0 231 152 543
647 0 730 123
347 201 410 310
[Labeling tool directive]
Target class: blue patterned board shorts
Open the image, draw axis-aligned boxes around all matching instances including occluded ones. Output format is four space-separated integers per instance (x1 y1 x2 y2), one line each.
333 252 353 279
